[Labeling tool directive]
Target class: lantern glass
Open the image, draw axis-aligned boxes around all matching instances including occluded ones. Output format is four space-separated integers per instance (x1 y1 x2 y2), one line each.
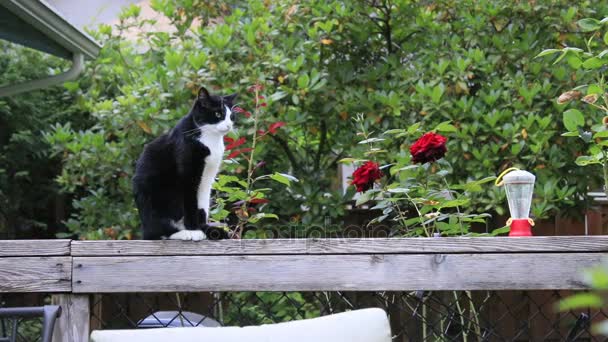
503 170 535 219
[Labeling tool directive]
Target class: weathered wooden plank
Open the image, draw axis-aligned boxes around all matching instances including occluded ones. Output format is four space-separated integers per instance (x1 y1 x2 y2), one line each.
0 240 71 256
72 253 600 293
0 256 71 292
52 294 90 342
71 236 608 256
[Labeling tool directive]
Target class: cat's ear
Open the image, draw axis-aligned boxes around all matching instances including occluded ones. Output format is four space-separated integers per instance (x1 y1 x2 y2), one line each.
198 87 211 103
224 93 238 103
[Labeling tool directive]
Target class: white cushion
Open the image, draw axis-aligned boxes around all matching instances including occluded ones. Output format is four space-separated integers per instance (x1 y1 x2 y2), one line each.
90 308 391 342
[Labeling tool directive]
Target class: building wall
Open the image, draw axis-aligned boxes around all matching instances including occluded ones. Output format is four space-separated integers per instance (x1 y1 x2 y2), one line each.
46 0 142 30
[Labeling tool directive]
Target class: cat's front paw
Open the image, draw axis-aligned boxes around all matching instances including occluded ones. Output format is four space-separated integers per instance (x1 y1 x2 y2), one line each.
168 229 207 241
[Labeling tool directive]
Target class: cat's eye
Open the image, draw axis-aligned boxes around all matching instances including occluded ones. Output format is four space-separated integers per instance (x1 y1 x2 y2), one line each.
215 111 222 119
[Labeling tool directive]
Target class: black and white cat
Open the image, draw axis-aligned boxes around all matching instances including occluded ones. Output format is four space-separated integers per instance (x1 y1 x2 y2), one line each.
133 87 236 240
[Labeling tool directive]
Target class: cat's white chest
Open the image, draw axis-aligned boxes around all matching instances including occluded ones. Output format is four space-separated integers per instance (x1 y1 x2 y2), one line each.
198 134 224 167
196 132 224 218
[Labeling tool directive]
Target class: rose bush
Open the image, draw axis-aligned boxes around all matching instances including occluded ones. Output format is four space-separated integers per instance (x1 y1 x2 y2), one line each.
343 116 497 237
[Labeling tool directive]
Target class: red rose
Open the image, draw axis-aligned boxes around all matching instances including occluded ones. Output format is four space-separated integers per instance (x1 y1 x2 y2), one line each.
351 161 383 192
409 132 447 164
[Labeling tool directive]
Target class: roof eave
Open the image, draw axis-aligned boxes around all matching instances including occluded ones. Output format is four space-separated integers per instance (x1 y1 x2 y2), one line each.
1 0 101 60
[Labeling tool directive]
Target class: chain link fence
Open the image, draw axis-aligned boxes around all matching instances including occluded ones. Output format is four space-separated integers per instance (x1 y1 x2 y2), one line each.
87 290 606 341
0 291 605 341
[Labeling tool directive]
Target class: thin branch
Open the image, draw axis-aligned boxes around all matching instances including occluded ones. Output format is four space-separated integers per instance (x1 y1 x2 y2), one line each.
326 150 346 170
270 134 299 171
315 120 327 172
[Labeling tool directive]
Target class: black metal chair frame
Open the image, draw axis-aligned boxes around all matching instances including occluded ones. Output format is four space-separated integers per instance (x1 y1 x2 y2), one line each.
0 306 61 342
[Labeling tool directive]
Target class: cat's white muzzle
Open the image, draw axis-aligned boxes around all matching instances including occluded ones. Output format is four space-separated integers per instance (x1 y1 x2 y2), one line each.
218 125 232 134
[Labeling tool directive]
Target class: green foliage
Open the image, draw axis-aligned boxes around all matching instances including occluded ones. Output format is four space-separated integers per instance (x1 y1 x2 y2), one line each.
223 292 320 325
0 41 86 238
538 16 608 199
45 1 608 239
558 262 608 335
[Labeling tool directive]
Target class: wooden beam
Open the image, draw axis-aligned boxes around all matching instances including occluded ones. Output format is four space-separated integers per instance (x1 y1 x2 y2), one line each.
0 240 71 256
0 256 71 292
71 236 608 256
72 253 600 293
51 294 90 342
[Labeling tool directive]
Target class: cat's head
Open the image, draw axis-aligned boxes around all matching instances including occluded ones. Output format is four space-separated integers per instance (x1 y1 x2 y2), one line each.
192 86 238 135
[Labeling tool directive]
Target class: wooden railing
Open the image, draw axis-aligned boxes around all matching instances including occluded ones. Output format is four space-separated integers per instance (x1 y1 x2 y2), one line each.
1 236 608 341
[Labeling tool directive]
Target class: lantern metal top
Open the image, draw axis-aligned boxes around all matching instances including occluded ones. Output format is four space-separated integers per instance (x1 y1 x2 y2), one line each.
502 170 535 185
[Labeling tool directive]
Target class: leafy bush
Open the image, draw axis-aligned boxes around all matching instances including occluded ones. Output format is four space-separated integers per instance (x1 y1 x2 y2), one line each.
538 16 608 199
46 0 608 239
0 41 86 238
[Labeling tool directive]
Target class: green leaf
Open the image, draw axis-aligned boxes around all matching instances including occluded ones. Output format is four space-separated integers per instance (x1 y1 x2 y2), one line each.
604 31 608 45
561 131 580 137
269 91 288 102
588 84 603 94
339 158 365 164
594 130 608 138
476 176 497 185
63 81 79 92
248 213 279 223
187 53 207 70
359 138 385 144
383 129 407 135
575 155 600 166
297 74 310 89
441 198 470 208
582 57 606 69
407 122 422 134
270 172 298 186
578 18 602 32
583 267 608 289
435 121 457 132
563 109 585 132
567 55 582 69
490 226 510 236
165 50 184 70
431 84 444 103
355 191 373 206
557 293 603 311
535 49 561 58
387 188 410 194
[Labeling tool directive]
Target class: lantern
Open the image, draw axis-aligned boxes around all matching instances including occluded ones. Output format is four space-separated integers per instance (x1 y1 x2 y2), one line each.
500 169 536 237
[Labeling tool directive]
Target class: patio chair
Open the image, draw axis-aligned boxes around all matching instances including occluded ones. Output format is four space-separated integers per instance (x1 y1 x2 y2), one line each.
90 307 391 342
0 305 61 342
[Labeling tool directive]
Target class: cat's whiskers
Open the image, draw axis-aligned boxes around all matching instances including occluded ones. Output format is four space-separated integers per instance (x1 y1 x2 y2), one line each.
182 127 200 134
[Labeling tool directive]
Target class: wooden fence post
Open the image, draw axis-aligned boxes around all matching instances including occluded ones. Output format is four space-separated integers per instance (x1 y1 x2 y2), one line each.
51 294 90 342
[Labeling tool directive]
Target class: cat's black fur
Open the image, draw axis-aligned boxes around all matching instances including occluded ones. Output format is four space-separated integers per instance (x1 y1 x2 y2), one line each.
133 87 236 240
